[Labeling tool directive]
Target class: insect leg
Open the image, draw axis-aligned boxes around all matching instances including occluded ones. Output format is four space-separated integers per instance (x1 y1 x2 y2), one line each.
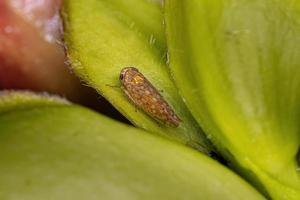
105 84 121 89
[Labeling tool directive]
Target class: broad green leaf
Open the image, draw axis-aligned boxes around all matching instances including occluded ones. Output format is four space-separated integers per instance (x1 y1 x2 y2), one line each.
62 0 212 153
0 92 265 200
165 0 300 199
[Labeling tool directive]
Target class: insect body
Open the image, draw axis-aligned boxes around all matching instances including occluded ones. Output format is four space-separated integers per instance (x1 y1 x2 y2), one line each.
119 67 181 127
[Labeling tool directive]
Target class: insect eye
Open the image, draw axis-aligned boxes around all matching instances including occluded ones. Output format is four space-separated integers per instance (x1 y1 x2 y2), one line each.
119 73 124 80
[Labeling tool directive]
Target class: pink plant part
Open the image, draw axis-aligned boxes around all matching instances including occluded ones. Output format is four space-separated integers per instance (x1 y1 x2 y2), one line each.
0 0 86 101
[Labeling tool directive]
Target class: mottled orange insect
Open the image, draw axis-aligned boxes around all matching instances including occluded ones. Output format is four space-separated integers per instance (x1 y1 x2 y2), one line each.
120 67 181 127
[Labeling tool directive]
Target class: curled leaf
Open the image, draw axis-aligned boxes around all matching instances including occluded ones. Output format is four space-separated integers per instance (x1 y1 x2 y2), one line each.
165 0 300 199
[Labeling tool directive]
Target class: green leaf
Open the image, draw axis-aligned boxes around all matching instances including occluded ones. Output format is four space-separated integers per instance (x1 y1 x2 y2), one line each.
165 0 300 199
0 92 265 200
62 0 212 153
0 90 70 114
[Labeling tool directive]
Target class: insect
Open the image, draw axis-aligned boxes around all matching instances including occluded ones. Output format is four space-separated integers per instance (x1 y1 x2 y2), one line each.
119 67 181 127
